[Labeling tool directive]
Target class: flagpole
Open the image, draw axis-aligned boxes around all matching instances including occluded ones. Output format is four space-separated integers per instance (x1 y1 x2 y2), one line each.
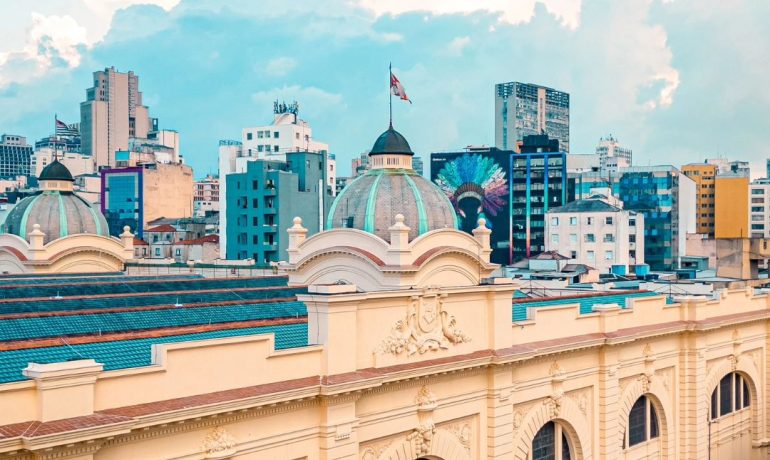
388 62 393 128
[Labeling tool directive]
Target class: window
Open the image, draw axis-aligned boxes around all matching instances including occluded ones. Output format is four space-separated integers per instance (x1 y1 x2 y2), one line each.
587 250 595 261
585 234 595 243
551 217 559 226
604 234 615 243
711 372 750 420
246 132 252 140
625 395 659 449
629 219 636 227
586 217 594 225
252 180 258 190
605 250 614 260
551 234 559 244
175 248 181 257
264 131 271 138
252 198 259 208
274 145 279 152
274 131 279 138
257 145 264 152
569 234 577 244
154 248 160 257
606 216 613 225
257 131 264 138
569 217 577 226
252 216 259 226
252 234 258 244
532 421 571 460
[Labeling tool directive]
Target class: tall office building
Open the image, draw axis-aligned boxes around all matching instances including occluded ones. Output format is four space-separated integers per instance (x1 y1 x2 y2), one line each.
0 135 33 179
682 163 717 236
715 174 749 239
750 178 770 238
494 82 570 152
80 67 153 169
617 166 695 270
224 151 333 263
431 135 567 265
596 135 632 172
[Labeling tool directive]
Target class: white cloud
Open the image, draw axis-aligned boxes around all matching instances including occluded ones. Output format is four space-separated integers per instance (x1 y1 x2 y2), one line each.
356 0 582 29
447 36 471 56
265 57 297 77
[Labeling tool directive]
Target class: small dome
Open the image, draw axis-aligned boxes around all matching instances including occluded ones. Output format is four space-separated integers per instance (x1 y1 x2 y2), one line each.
39 160 74 182
370 126 413 156
327 126 456 241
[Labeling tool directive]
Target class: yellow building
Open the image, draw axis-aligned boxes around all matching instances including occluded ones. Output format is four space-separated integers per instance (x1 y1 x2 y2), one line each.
682 163 716 235
715 174 750 238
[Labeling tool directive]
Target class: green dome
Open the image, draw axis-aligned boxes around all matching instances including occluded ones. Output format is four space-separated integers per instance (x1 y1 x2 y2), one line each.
370 126 413 156
1 191 109 244
39 159 74 182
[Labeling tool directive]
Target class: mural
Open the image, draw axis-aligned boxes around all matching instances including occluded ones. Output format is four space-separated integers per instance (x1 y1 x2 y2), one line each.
434 154 508 233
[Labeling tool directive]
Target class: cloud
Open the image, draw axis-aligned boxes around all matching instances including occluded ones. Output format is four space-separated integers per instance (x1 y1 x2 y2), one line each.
447 36 470 56
356 0 582 29
265 57 297 77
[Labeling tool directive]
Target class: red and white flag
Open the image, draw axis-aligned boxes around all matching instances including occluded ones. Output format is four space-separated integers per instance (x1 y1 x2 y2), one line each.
390 72 411 104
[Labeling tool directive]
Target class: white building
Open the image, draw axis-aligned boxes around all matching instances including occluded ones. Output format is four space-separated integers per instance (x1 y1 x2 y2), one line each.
545 191 644 274
194 174 220 217
707 157 751 177
219 104 334 259
750 178 770 238
566 153 600 173
30 148 94 178
596 135 631 173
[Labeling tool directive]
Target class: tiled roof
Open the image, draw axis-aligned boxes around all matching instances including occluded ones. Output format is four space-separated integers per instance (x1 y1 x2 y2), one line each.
512 291 660 322
144 224 178 233
175 234 219 245
133 237 149 246
0 274 309 384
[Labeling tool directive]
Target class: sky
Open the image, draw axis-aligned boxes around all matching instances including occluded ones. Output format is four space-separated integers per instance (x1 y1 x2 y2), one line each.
1 0 769 178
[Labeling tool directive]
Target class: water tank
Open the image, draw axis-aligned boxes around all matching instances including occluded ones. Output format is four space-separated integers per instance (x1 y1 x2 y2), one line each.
611 264 627 276
634 264 650 277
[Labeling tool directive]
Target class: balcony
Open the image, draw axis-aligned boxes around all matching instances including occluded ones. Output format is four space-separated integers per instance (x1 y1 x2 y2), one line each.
263 187 277 196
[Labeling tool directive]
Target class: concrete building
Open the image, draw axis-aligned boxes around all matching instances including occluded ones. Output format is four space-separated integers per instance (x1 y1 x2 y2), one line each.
30 148 94 178
80 67 152 169
194 174 220 217
351 151 369 177
225 150 332 263
707 157 750 177
0 191 769 459
715 174 750 239
749 178 770 238
494 81 570 152
596 135 631 172
101 163 194 238
545 192 644 273
682 163 717 236
617 166 696 270
412 155 424 176
0 134 32 179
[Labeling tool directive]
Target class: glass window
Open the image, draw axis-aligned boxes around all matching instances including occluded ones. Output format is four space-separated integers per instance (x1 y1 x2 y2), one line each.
720 374 734 416
570 251 577 259
551 217 559 226
587 251 595 261
175 248 181 256
585 234 595 243
569 234 577 243
587 217 594 225
257 131 263 138
569 217 577 226
606 216 613 225
274 131 280 138
154 248 160 256
605 251 614 260
711 372 749 419
626 396 659 448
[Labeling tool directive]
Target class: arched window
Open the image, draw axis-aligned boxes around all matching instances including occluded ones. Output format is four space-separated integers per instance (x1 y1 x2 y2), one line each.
710 372 750 420
624 395 659 449
531 421 571 460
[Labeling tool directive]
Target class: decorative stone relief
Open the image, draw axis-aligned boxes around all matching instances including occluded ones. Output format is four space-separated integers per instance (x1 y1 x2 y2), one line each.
658 367 674 394
543 395 562 419
568 388 590 416
512 410 523 431
377 291 470 356
360 439 393 460
749 348 763 372
408 385 438 456
443 419 473 455
201 427 237 459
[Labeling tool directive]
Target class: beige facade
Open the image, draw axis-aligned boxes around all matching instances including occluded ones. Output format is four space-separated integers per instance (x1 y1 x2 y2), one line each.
0 215 767 459
143 163 194 226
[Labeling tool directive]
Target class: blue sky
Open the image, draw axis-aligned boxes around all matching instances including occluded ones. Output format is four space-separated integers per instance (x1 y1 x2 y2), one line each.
1 0 769 178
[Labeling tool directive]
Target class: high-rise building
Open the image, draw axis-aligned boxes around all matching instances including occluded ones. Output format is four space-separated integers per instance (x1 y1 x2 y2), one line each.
706 158 750 178
431 135 567 265
0 135 32 179
596 135 632 172
224 151 333 263
194 175 220 217
750 178 770 238
494 82 569 152
100 163 193 238
616 166 695 270
545 192 644 273
412 156 424 176
714 174 749 239
682 163 717 236
219 104 333 259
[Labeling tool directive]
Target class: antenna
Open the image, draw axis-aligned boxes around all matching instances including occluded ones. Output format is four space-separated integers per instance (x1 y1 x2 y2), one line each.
174 297 183 308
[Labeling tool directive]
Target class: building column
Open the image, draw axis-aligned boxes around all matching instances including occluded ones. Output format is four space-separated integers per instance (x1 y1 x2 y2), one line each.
486 365 514 458
318 395 360 460
597 348 621 459
679 336 709 459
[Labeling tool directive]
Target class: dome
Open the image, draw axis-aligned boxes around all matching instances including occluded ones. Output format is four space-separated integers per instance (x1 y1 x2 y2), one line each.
39 160 74 182
327 126 457 241
1 161 109 244
370 126 413 156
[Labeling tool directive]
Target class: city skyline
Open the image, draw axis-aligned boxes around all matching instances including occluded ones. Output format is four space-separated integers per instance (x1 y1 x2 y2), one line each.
1 1 769 178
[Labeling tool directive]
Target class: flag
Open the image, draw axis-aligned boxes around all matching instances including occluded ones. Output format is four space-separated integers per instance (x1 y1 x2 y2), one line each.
390 72 411 104
55 118 78 137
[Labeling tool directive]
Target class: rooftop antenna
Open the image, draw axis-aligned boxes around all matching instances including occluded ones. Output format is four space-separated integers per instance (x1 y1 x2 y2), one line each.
174 297 183 308
53 290 62 300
